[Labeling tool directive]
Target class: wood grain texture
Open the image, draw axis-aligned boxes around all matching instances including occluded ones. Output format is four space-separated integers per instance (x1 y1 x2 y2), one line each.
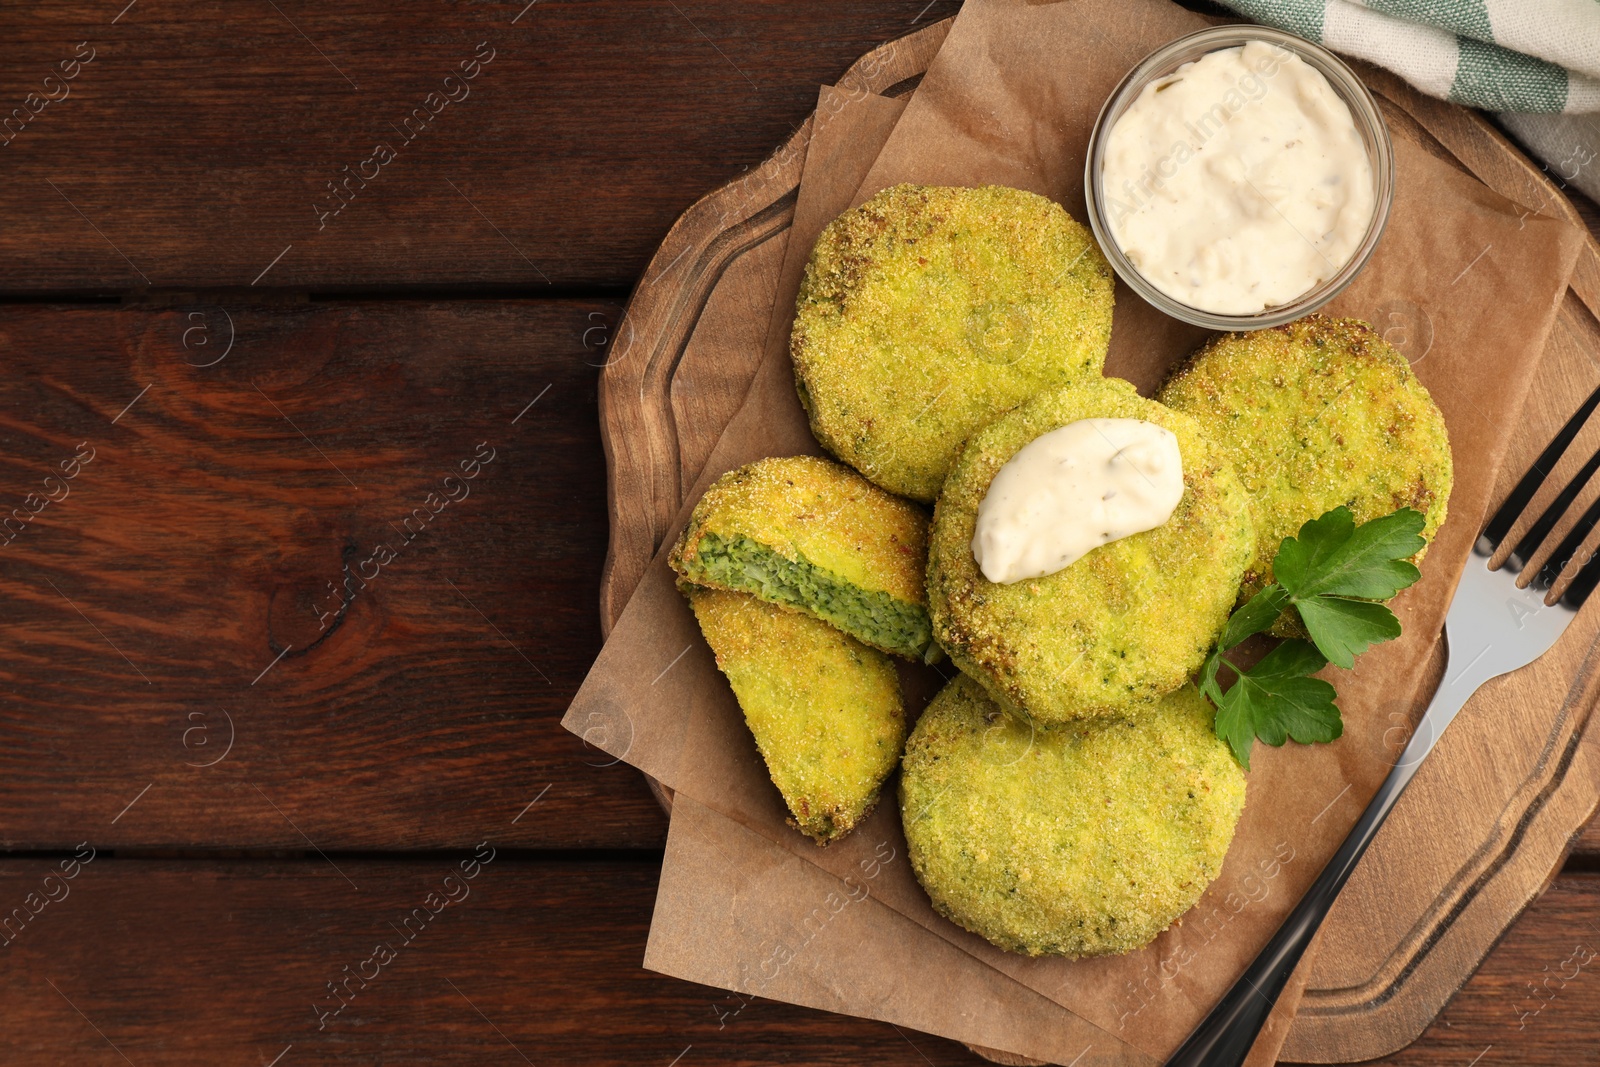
1578 816 1600 860
0 300 667 850
1284 284 1600 1062
0 0 959 294
0 1 1596 1064
1283 70 1600 1063
591 22 1600 1066
1350 873 1600 1067
0 857 986 1065
0 857 1594 1065
595 16 950 633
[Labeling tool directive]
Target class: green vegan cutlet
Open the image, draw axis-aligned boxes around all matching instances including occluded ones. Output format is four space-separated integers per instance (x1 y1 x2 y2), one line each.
900 676 1246 957
927 378 1255 724
791 183 1115 502
1159 316 1452 624
670 455 934 661
688 587 906 844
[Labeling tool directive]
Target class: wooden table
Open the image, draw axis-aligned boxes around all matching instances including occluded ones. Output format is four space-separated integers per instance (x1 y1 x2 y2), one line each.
1 3 1595 1064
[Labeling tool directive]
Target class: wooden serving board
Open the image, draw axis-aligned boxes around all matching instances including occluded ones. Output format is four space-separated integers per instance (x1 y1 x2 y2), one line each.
594 17 1600 1064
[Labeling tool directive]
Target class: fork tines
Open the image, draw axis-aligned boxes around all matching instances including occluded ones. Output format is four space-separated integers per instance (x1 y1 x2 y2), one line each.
1480 380 1600 607
1508 446 1600 573
1480 381 1600 556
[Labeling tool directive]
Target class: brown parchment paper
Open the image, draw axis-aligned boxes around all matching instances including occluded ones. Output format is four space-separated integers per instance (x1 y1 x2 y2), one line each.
646 83 1160 1065
650 793 1139 1065
564 83 905 803
567 0 1586 1060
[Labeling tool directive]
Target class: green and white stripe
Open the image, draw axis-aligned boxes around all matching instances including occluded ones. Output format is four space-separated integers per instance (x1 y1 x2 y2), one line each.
1220 0 1600 113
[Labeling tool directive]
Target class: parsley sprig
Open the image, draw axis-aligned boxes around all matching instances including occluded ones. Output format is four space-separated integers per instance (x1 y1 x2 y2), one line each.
1199 506 1427 768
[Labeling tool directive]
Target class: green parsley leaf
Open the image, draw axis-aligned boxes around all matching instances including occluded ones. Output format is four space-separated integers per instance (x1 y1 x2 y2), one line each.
1204 505 1427 767
1293 596 1402 669
1211 640 1340 769
1275 506 1426 601
1218 584 1291 652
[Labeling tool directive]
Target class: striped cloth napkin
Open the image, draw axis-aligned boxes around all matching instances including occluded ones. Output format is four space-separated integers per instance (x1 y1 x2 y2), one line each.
1216 1 1600 202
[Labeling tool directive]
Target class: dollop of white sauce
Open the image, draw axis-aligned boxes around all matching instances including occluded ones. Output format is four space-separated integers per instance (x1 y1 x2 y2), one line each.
1101 41 1375 315
973 418 1184 585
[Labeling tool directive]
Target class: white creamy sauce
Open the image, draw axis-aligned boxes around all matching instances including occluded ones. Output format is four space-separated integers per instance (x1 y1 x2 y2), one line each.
972 418 1184 585
1101 41 1375 315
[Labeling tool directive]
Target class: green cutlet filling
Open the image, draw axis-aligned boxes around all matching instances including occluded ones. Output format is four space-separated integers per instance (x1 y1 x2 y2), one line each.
689 532 933 662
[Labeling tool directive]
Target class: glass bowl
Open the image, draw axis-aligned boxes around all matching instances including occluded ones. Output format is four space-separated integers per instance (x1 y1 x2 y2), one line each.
1083 25 1395 331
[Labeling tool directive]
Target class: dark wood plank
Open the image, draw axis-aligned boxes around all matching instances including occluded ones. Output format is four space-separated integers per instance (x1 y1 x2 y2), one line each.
1575 818 1600 862
1 857 1594 1065
0 300 666 849
0 0 960 294
0 857 981 1065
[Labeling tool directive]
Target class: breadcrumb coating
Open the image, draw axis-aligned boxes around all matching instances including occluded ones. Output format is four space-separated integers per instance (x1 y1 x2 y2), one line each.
791 183 1114 502
928 378 1255 723
689 587 906 844
901 676 1245 957
1159 316 1453 628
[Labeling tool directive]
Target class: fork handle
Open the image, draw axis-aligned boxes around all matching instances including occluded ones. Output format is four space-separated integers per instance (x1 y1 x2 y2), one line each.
1164 677 1475 1067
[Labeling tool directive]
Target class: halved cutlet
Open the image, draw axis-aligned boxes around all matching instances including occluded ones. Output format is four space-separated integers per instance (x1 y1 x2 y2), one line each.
670 455 934 661
686 586 906 844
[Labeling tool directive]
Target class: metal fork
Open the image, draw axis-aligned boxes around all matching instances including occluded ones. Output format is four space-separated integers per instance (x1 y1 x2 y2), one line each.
1167 384 1600 1067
